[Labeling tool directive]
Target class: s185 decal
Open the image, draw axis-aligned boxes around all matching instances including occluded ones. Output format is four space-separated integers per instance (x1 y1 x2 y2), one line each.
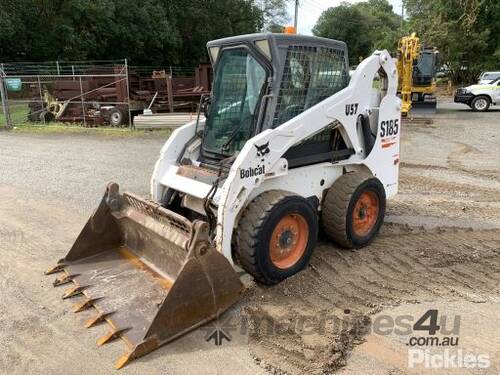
380 119 399 137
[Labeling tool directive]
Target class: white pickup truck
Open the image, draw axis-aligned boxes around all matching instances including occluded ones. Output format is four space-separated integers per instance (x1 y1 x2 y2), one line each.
454 78 500 111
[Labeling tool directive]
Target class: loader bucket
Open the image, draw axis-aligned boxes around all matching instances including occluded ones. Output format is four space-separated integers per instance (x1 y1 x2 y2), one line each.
409 99 437 117
45 183 243 369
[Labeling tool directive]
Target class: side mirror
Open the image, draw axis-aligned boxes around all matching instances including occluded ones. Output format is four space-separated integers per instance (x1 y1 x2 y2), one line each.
201 95 211 118
195 94 212 134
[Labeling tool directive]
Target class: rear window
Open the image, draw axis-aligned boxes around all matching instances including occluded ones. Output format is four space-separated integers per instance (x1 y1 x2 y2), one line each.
482 73 500 80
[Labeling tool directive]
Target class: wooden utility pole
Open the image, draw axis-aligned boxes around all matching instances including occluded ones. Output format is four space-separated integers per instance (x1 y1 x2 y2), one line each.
294 0 299 31
401 3 404 34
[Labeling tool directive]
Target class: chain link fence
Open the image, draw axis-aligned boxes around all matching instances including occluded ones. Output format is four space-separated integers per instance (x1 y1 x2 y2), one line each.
0 60 132 129
0 60 211 129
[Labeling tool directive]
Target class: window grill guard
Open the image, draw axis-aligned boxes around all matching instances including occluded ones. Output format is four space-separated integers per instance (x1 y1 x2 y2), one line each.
272 45 348 127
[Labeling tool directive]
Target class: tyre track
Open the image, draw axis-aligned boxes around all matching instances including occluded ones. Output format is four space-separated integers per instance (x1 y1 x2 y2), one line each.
246 227 500 374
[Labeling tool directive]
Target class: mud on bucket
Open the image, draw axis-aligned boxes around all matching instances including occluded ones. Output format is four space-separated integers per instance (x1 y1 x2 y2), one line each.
45 182 243 368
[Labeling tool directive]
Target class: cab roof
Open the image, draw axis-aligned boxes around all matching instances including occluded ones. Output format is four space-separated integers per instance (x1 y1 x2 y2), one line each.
207 33 347 52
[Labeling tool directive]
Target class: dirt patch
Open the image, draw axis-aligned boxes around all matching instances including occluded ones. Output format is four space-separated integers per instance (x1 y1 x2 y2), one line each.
244 226 500 374
0 99 499 374
243 100 500 374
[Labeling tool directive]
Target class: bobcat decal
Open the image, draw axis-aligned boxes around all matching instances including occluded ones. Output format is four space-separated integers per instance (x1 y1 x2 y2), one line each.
255 142 270 158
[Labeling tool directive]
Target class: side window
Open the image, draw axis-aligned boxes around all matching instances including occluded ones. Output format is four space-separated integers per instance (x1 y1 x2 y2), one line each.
305 48 348 108
272 47 313 127
272 46 348 128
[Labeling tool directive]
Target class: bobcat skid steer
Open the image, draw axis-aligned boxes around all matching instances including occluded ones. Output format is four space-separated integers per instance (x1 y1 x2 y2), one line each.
46 33 401 368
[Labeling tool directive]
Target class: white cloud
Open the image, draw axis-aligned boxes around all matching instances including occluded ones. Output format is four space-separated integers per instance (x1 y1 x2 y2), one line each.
285 0 403 35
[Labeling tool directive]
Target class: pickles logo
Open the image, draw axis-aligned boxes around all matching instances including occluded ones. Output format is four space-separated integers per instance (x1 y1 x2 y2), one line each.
240 165 265 179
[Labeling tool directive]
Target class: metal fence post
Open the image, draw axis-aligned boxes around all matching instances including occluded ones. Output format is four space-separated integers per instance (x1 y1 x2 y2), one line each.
0 66 13 129
79 76 86 127
124 59 132 128
37 76 45 124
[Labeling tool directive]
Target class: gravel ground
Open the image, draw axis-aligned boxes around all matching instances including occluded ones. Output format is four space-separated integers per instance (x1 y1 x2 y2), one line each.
0 133 165 215
0 98 499 374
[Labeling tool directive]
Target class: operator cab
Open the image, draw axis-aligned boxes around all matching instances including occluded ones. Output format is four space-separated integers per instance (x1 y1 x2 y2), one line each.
200 33 350 167
413 48 437 87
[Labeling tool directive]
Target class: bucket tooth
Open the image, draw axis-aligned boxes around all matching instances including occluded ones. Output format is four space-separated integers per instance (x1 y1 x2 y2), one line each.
45 263 65 275
115 352 134 370
73 297 101 313
62 285 86 299
114 338 159 369
53 273 78 287
97 328 128 346
85 312 113 328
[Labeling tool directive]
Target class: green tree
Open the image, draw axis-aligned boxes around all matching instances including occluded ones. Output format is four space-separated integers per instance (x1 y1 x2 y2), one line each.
170 0 264 65
257 0 290 31
312 3 372 65
0 0 266 66
356 0 401 51
404 0 500 83
312 0 401 65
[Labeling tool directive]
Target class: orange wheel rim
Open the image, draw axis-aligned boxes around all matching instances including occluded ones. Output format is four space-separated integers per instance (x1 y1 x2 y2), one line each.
269 214 309 269
352 191 379 237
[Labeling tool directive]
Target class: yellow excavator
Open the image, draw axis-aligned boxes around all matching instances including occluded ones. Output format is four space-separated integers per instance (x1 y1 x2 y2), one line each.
397 33 438 116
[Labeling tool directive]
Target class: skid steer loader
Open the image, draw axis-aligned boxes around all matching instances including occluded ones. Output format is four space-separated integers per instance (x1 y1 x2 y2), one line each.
46 33 401 368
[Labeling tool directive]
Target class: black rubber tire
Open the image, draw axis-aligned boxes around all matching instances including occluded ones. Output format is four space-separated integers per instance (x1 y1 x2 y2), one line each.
322 172 386 249
39 110 55 123
237 191 318 285
108 108 124 126
471 96 490 112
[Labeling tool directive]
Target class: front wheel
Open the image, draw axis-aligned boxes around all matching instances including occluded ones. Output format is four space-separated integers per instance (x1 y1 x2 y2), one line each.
237 191 318 285
322 172 386 248
471 96 490 112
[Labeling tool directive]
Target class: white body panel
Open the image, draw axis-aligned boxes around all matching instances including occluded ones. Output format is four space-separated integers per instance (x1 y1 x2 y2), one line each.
151 50 401 264
466 83 500 105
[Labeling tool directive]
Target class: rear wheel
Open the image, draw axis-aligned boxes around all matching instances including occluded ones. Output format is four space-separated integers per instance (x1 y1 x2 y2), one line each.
237 191 318 285
471 96 490 112
322 172 385 248
109 108 124 126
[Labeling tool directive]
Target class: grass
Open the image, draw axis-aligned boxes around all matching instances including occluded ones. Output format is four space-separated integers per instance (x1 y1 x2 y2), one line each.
10 124 173 138
0 104 29 127
0 105 172 137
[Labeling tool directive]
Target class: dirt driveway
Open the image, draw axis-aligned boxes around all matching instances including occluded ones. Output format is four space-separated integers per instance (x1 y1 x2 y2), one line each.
0 99 499 374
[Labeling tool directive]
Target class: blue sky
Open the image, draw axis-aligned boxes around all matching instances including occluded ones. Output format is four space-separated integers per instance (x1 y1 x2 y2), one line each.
285 0 403 35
